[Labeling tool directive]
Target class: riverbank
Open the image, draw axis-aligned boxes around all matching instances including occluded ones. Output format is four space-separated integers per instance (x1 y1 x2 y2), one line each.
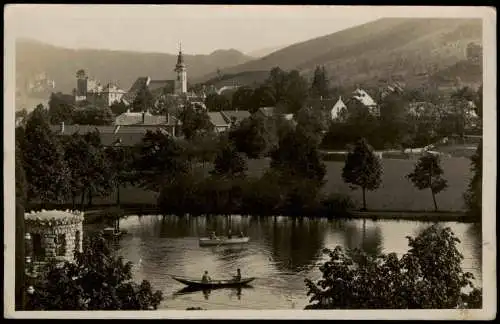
27 203 476 224
349 210 475 223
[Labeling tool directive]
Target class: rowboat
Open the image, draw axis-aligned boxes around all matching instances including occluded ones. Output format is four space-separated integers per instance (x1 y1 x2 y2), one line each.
172 276 255 289
199 236 250 247
102 227 127 239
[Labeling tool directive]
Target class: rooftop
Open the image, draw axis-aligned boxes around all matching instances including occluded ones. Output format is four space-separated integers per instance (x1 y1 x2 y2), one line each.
353 88 377 107
49 124 174 147
220 110 251 123
114 111 169 126
207 112 230 127
257 107 276 117
25 209 85 226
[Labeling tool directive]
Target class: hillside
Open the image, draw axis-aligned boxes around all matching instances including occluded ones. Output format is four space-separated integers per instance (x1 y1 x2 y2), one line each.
199 18 482 89
15 39 253 99
247 44 289 58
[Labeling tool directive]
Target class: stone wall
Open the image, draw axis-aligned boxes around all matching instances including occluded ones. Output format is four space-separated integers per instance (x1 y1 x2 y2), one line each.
26 222 83 262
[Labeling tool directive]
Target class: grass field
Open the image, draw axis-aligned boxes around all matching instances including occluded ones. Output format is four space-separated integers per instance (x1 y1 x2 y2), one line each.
71 156 472 212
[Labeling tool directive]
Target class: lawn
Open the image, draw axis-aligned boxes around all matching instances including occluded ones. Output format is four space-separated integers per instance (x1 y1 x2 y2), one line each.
72 156 472 212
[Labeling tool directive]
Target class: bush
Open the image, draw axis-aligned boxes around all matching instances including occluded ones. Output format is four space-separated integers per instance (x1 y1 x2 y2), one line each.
305 224 481 309
27 234 163 310
320 193 355 218
320 152 347 162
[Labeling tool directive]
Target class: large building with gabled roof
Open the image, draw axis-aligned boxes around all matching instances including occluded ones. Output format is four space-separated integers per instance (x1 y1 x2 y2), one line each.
122 46 191 106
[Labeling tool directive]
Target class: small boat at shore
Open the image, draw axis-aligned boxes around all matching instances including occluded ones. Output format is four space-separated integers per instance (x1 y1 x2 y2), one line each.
199 236 250 247
102 227 127 239
172 276 255 289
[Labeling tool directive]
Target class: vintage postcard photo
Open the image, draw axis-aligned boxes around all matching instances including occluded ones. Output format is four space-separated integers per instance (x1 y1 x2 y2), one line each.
4 4 496 320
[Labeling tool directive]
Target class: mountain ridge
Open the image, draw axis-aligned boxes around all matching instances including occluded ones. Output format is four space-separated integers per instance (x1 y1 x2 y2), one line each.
15 38 253 97
197 18 482 89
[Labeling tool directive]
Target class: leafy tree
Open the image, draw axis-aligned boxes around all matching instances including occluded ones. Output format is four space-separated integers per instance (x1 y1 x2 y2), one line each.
15 133 27 206
265 67 288 102
231 86 255 111
295 105 328 145
229 114 271 158
27 234 163 310
22 104 71 206
464 141 482 221
342 138 383 210
305 224 481 309
241 174 283 216
157 171 201 216
282 179 322 217
104 145 134 208
48 92 75 124
378 92 407 147
283 70 309 114
72 105 114 125
182 133 219 169
179 104 214 140
205 93 231 112
250 85 276 113
406 153 448 211
61 133 88 208
110 100 129 116
270 127 326 185
404 101 441 148
62 131 113 208
132 83 155 112
133 130 189 191
211 142 248 178
310 65 330 99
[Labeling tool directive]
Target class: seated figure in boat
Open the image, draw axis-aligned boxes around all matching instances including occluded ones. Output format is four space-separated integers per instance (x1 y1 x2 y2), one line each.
202 271 211 283
239 231 245 238
233 268 242 282
209 231 217 240
228 229 232 239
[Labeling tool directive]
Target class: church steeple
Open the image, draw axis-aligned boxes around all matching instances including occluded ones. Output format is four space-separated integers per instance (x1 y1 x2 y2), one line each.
174 42 187 94
175 42 186 70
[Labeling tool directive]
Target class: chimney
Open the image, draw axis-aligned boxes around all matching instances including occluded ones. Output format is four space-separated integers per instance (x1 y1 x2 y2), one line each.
60 122 65 134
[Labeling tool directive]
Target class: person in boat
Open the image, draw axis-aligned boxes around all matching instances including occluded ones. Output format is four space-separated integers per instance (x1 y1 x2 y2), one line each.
209 231 217 240
239 231 245 238
233 268 242 282
228 229 232 239
202 271 211 283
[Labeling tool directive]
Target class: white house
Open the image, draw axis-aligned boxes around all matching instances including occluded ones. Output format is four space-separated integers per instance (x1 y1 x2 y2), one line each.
331 96 347 120
353 88 379 116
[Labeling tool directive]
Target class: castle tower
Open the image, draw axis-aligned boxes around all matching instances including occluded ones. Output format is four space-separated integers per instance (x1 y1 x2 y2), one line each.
75 69 88 102
174 43 187 94
24 210 84 279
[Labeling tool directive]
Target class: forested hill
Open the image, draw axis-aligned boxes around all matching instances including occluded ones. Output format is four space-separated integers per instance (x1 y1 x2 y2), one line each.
197 18 482 89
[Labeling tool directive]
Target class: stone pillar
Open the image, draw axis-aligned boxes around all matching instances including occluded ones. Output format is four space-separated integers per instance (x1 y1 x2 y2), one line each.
43 233 57 258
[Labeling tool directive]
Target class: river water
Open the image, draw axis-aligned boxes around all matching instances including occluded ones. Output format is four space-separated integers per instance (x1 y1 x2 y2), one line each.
86 215 482 310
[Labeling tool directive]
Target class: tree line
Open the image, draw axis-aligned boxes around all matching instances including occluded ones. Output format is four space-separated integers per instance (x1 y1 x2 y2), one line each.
17 98 482 220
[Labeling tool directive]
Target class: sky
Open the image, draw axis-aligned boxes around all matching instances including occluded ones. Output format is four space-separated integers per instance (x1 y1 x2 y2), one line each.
4 5 389 55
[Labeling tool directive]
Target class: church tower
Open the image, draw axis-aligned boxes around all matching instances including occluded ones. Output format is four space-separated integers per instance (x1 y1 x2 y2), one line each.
174 43 187 94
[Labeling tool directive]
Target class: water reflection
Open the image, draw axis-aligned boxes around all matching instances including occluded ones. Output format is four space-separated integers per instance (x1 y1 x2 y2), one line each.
173 286 251 301
263 217 327 272
91 215 482 310
343 219 384 257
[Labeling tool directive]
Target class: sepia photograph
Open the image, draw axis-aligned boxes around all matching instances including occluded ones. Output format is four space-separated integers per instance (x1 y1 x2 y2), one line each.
4 4 496 320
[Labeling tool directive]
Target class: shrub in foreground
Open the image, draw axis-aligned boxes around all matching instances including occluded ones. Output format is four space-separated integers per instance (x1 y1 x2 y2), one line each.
27 234 163 310
304 224 481 309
